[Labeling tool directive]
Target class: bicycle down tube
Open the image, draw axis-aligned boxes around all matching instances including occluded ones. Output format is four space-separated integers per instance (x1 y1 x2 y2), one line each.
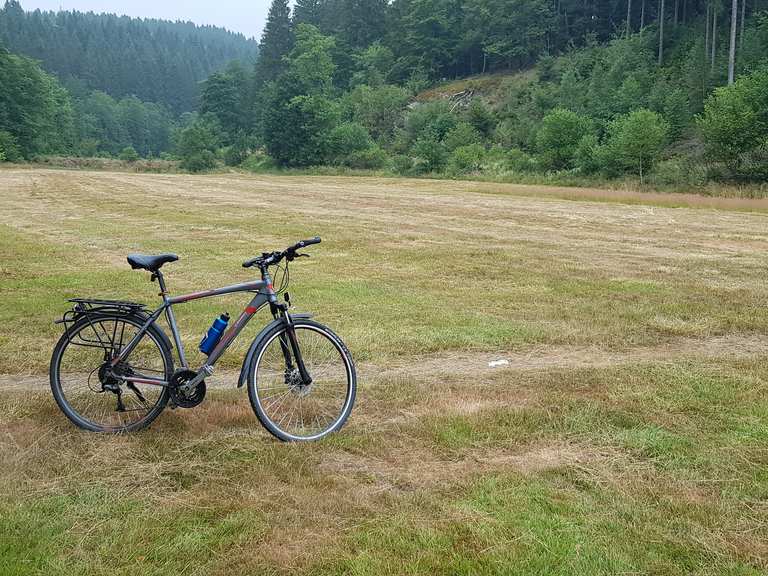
112 277 273 386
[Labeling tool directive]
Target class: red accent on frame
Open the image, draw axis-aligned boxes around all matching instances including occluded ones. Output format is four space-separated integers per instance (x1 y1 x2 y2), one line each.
267 283 274 291
245 306 258 314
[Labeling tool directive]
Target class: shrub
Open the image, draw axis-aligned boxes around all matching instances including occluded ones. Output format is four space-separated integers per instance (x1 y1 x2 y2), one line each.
346 84 410 142
223 132 252 166
504 148 538 172
536 108 593 170
403 100 457 145
0 131 22 162
327 122 372 161
412 136 448 173
176 115 222 172
447 143 485 175
344 145 388 169
444 122 482 152
118 146 140 162
574 134 602 174
392 154 414 175
241 151 278 173
697 68 768 179
649 157 709 187
181 150 217 173
607 108 669 181
466 99 497 137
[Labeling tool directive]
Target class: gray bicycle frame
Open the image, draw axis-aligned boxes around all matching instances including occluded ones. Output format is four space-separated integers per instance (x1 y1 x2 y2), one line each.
111 272 275 387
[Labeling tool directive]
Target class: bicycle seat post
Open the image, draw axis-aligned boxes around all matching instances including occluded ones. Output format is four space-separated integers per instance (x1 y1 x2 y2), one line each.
152 270 169 297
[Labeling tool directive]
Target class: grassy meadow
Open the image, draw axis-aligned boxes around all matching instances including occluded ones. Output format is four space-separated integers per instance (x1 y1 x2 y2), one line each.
1 167 768 574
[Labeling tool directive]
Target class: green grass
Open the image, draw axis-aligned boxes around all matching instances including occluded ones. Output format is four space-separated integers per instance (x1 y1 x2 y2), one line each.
1 168 767 574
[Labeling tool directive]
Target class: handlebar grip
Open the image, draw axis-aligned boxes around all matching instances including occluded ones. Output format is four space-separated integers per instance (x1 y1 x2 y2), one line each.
242 257 258 268
294 237 321 250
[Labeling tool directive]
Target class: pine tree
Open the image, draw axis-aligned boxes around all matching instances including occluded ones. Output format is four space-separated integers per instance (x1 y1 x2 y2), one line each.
294 0 325 26
254 0 294 87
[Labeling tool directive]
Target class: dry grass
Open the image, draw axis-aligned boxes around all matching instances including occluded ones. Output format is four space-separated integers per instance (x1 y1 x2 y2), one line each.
1 168 768 574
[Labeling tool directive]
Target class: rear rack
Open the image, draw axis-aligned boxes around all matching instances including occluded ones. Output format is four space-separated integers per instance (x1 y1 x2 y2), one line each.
55 298 147 352
69 298 146 311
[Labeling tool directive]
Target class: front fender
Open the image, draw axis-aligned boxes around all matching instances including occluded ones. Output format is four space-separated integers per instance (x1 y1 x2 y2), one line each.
237 313 314 388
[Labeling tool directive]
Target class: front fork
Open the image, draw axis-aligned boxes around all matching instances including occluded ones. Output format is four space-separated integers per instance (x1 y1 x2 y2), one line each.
272 302 313 386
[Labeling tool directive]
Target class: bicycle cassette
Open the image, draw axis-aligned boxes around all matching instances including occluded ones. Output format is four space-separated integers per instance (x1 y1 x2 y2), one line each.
169 368 206 408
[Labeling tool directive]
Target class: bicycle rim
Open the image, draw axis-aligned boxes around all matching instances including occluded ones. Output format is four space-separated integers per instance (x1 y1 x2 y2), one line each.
52 316 169 431
252 324 354 441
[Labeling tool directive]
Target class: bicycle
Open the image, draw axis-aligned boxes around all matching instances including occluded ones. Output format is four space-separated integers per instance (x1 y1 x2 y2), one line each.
49 237 356 441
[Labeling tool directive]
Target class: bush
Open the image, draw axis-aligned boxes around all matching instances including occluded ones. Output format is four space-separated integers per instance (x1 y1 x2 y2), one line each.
649 157 709 187
466 99 497 137
574 134 602 174
118 146 140 162
241 151 278 173
504 148 538 172
411 136 448 173
536 108 593 170
0 130 22 162
444 122 482 152
392 154 414 175
606 108 669 181
327 122 372 160
344 145 388 169
346 84 410 142
447 143 485 175
223 133 252 167
181 150 217 173
697 68 768 179
403 101 457 145
176 115 222 172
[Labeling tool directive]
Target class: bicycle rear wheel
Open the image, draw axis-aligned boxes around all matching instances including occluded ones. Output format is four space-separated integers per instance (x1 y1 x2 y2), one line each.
50 313 172 432
247 319 356 442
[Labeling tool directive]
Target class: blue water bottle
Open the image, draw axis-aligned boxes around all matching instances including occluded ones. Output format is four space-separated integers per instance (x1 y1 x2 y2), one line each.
199 313 230 355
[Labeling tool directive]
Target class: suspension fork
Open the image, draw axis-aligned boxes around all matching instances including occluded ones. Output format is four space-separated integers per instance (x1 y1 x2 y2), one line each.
271 303 295 375
262 265 312 386
281 308 313 386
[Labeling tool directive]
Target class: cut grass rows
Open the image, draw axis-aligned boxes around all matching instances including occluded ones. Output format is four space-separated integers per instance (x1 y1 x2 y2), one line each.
1 169 768 574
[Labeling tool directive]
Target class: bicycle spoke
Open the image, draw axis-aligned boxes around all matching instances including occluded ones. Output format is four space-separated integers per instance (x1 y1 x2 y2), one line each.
254 325 352 440
55 317 168 431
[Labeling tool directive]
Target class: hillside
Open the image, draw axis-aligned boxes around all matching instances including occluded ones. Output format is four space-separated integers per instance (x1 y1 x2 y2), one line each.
0 0 258 112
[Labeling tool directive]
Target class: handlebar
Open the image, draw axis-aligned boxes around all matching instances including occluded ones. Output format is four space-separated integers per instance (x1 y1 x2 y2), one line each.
243 237 321 269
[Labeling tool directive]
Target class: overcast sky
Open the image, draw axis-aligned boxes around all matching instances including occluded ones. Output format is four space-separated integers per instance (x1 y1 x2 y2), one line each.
18 1 272 39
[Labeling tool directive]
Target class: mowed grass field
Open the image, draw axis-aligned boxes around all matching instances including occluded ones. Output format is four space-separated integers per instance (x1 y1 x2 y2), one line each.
2 167 768 575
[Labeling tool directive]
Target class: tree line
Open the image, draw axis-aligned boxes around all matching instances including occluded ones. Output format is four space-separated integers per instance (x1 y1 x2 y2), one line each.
0 0 765 184
0 45 183 161
174 0 767 183
0 0 257 113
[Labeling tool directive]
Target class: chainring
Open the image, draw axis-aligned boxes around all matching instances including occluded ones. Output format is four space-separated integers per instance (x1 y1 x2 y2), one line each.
169 368 206 408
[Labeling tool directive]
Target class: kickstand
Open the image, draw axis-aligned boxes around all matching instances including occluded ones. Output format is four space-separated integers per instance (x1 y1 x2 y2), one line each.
126 382 147 404
115 387 126 412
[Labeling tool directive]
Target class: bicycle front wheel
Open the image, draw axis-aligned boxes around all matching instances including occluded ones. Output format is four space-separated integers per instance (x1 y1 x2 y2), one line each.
247 319 356 442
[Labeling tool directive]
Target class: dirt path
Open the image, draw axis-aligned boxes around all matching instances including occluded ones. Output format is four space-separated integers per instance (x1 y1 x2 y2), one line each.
3 333 765 391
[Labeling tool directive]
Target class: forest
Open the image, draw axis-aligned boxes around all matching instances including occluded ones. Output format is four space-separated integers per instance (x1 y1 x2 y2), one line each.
1 0 767 186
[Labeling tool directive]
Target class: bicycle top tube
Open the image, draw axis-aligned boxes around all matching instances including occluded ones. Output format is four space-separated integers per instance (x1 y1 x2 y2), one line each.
168 279 270 305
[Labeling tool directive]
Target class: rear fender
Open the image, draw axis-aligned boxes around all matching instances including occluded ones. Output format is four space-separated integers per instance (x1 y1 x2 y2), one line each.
237 313 314 388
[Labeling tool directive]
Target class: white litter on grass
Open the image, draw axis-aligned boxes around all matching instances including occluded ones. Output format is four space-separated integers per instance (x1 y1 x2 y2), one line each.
488 359 510 368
